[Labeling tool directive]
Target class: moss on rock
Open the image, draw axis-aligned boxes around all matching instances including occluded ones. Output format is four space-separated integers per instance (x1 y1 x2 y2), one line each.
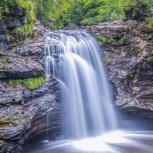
9 77 45 90
96 36 115 45
1 0 35 43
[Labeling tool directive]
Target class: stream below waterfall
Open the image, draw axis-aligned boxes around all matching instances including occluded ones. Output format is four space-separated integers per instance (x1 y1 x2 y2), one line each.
23 117 153 153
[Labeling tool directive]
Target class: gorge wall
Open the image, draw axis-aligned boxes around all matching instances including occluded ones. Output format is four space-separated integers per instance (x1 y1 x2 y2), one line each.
87 20 153 117
0 21 61 153
0 19 153 152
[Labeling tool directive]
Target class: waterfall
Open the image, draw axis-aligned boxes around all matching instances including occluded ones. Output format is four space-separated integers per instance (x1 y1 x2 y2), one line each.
45 30 117 139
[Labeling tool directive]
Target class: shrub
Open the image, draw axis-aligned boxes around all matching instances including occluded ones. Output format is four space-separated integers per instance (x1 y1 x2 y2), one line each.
146 18 153 29
1 0 35 41
35 0 126 28
124 0 153 21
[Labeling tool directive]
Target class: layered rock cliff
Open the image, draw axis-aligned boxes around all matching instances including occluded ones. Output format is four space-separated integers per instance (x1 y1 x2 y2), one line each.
87 20 153 112
0 21 61 153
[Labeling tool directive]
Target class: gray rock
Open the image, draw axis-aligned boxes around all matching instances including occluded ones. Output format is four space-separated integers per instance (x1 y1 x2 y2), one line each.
0 77 60 153
87 20 153 110
0 53 43 79
0 20 61 152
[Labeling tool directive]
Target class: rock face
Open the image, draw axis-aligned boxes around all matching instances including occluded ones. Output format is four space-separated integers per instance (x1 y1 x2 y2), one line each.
0 53 43 79
0 22 61 153
87 20 153 111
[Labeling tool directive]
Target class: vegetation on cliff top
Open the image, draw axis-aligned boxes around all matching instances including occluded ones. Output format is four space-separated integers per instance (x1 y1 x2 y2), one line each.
35 0 153 29
1 0 153 41
35 0 125 29
125 0 153 28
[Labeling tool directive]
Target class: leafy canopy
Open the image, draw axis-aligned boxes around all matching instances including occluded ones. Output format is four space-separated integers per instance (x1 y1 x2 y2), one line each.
1 0 153 32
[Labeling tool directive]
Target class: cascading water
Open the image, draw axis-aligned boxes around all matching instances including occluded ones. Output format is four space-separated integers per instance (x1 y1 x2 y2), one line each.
45 30 117 139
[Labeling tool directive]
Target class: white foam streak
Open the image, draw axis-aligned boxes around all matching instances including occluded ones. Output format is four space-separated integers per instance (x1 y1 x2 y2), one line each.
37 131 153 153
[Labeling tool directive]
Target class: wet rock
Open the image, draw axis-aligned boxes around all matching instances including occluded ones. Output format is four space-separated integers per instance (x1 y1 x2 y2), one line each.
0 53 43 79
0 90 23 105
0 139 22 153
0 19 61 152
14 20 46 64
0 35 6 42
0 77 60 153
15 38 45 64
88 20 137 37
87 20 153 110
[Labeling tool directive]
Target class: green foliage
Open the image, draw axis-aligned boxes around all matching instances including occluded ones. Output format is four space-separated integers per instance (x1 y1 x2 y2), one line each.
146 18 153 29
96 36 107 44
34 0 126 28
14 23 34 38
146 56 153 62
82 0 125 25
1 0 35 41
104 58 109 65
124 0 153 21
1 0 153 33
127 72 135 79
9 77 45 90
35 0 72 29
118 36 126 45
96 35 127 46
96 36 114 44
1 0 35 17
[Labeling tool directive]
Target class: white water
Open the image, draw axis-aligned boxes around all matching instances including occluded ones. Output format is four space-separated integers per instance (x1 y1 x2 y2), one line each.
45 30 117 139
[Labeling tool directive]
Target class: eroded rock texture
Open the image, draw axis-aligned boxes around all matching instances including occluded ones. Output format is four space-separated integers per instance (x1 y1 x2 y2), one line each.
0 53 43 79
87 20 153 111
0 21 60 153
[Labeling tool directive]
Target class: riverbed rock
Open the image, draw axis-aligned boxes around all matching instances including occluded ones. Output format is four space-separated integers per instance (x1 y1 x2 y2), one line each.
87 20 153 111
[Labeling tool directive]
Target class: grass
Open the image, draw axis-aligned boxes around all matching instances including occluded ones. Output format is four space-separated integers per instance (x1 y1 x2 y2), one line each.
9 77 45 90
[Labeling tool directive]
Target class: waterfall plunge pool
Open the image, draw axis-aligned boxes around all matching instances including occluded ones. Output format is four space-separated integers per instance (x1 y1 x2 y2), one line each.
23 128 153 153
23 115 153 152
23 31 153 153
